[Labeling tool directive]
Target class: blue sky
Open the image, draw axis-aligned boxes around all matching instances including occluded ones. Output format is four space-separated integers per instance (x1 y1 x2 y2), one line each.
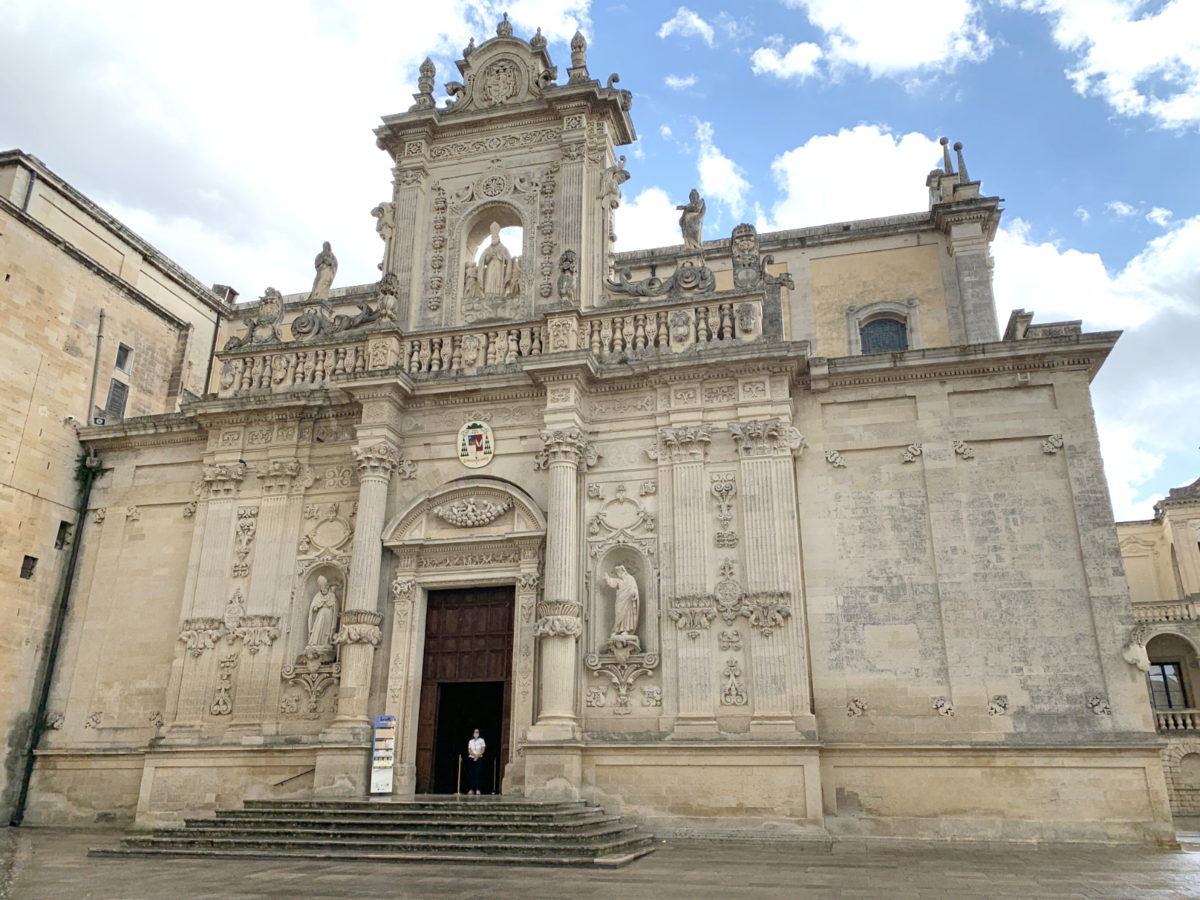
1 0 1197 519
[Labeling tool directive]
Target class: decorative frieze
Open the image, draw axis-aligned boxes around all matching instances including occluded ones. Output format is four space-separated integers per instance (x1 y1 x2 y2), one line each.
728 418 804 458
433 496 513 527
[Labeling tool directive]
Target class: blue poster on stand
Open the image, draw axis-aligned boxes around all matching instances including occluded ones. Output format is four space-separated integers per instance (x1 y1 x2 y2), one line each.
370 714 396 794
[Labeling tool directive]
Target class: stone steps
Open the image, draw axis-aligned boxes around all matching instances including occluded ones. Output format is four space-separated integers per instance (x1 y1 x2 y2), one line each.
91 797 656 868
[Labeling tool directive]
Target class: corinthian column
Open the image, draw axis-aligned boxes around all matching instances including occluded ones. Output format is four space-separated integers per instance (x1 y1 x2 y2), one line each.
728 417 813 735
527 427 596 740
325 442 395 736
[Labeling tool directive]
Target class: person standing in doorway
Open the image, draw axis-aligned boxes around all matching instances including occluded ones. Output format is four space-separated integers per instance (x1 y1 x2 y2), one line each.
467 728 485 795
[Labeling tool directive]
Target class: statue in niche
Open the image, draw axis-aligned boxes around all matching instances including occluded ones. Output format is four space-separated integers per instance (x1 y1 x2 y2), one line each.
604 565 641 653
310 241 338 300
479 222 514 297
463 260 484 301
305 575 339 660
676 189 705 252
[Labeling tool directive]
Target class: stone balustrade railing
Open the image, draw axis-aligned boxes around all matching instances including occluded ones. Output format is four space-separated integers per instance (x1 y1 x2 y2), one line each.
1156 709 1200 732
1133 601 1197 624
214 296 764 398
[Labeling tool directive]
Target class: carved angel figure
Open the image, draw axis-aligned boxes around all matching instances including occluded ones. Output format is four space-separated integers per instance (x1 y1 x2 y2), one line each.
604 565 640 639
371 203 395 242
463 260 484 300
676 189 705 252
598 156 630 210
305 575 339 657
310 241 338 300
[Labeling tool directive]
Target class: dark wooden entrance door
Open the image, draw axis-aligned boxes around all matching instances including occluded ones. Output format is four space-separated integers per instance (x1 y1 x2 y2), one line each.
415 586 514 794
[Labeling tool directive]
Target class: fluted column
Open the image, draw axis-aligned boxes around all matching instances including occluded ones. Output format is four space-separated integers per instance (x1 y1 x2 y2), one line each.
528 427 595 740
658 426 718 734
326 442 395 734
729 418 812 735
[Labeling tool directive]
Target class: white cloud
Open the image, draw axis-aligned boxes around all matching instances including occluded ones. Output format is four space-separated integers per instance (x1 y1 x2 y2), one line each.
0 1 591 295
1005 0 1200 129
660 124 674 140
714 11 753 45
761 125 941 229
1074 206 1090 223
612 187 681 252
657 7 715 46
750 43 822 80
665 74 697 90
784 0 991 77
992 215 1200 518
1106 200 1138 217
1146 206 1173 228
695 120 751 220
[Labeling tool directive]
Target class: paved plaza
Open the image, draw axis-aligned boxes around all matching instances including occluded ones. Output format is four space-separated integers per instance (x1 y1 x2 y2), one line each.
2 826 1200 899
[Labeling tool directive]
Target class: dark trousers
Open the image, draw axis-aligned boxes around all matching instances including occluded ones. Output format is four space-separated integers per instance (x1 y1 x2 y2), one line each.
467 757 483 792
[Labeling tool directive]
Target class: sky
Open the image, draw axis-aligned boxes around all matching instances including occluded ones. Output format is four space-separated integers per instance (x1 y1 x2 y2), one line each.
1 0 1197 520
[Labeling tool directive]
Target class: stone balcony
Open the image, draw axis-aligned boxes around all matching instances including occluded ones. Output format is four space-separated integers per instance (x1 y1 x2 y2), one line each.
1157 709 1200 732
1133 600 1198 624
213 291 769 399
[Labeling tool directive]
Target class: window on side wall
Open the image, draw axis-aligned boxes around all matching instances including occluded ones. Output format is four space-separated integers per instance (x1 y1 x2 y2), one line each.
105 379 129 421
860 317 908 354
1149 661 1188 709
115 343 132 372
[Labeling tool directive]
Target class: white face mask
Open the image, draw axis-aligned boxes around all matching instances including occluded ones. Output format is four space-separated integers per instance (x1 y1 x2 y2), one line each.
473 733 479 738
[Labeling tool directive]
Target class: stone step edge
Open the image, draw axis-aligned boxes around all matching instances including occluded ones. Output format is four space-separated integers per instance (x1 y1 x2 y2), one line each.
91 846 656 868
158 825 638 841
120 835 654 854
242 800 589 810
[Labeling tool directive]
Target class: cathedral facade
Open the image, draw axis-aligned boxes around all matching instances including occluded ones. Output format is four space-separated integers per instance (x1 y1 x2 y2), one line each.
26 23 1174 843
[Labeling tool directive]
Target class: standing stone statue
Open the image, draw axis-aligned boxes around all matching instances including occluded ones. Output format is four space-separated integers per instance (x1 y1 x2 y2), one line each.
604 565 640 640
305 575 339 659
310 241 338 300
676 189 706 252
479 222 513 297
463 260 484 300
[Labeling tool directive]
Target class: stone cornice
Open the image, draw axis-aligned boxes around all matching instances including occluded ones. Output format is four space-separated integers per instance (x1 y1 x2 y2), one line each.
801 330 1120 391
77 414 204 450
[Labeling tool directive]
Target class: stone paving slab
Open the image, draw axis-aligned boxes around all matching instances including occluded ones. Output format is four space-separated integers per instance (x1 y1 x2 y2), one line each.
4 826 1200 899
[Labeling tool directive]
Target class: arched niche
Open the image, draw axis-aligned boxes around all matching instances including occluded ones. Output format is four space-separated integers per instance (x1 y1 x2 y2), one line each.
292 564 345 664
456 200 528 327
591 545 657 656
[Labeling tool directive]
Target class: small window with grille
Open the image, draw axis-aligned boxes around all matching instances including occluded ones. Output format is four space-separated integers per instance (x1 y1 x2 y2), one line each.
115 343 132 372
860 317 908 354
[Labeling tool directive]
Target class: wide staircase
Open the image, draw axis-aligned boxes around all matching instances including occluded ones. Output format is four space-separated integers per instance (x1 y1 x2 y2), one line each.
90 796 656 867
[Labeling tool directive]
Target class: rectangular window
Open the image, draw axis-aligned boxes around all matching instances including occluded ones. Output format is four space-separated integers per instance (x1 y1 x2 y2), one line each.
105 379 129 420
115 343 132 372
20 556 37 579
55 521 72 549
1149 662 1189 709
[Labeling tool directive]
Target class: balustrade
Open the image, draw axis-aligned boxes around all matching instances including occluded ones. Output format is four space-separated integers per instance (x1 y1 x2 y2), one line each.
1156 709 1200 732
1133 601 1197 624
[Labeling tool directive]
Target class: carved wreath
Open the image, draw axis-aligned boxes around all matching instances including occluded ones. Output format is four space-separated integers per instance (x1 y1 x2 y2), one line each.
433 496 513 527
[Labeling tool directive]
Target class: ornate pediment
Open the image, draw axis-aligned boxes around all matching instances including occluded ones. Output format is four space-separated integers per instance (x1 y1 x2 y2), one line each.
441 18 558 115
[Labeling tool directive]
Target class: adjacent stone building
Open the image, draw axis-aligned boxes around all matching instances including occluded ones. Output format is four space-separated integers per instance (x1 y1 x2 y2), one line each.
0 150 229 820
1117 478 1200 818
21 23 1175 843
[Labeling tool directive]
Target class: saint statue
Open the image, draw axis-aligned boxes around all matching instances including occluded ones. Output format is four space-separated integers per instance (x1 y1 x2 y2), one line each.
463 260 483 300
676 189 705 252
478 222 513 297
305 575 339 658
310 241 337 300
604 565 640 639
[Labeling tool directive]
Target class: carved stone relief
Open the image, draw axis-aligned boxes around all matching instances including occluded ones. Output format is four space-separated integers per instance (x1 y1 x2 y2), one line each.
711 471 737 548
847 698 867 717
902 443 923 463
953 439 975 460
210 653 239 716
668 595 717 640
824 450 847 469
232 506 258 577
433 496 513 527
280 657 342 719
728 419 805 458
989 695 1009 716
721 657 747 707
584 650 659 715
932 696 955 716
1042 434 1064 454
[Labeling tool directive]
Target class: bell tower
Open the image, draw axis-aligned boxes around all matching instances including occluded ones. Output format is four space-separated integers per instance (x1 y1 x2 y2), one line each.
373 18 636 331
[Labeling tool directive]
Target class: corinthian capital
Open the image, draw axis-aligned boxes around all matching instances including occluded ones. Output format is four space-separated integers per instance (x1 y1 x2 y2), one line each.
201 462 247 497
651 425 712 463
353 442 402 478
533 599 583 639
728 418 805 458
533 427 598 471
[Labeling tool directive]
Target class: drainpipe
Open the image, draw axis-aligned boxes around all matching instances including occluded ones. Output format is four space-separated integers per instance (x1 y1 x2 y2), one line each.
86 310 105 422
11 449 102 825
20 167 37 212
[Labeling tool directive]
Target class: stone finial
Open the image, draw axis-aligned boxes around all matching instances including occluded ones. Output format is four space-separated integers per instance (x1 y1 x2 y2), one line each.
418 57 435 94
497 13 513 37
571 30 587 66
463 37 476 58
940 136 953 175
530 26 546 50
954 141 970 184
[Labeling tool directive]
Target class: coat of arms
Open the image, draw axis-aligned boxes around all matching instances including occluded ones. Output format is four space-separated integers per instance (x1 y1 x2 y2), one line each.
457 421 495 468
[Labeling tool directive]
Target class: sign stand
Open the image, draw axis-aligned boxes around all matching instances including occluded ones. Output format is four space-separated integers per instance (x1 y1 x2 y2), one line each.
370 714 396 795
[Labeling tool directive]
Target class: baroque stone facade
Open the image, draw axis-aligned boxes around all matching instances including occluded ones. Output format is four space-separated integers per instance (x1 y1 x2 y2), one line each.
17 22 1175 844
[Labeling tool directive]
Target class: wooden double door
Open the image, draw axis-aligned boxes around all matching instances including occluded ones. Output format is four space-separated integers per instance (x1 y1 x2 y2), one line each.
414 586 514 793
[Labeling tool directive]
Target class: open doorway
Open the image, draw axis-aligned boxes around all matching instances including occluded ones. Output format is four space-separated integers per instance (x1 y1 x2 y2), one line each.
432 681 505 794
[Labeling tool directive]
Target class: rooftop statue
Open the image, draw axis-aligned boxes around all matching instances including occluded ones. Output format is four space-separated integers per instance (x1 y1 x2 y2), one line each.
309 241 337 301
677 189 705 252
